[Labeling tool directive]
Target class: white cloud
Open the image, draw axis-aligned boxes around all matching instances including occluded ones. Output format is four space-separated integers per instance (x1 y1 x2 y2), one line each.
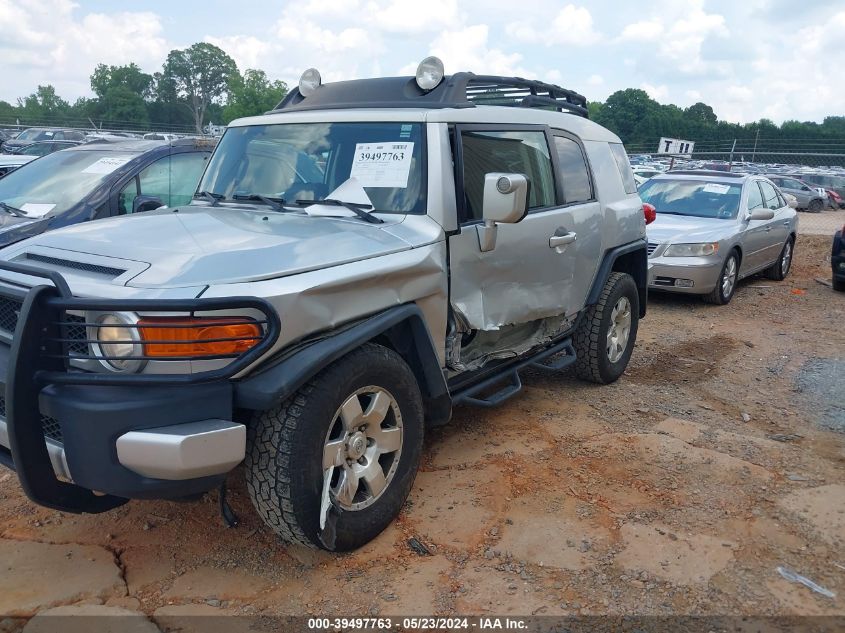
0 0 168 101
588 74 604 86
619 20 663 41
506 4 599 47
427 25 527 77
641 82 668 101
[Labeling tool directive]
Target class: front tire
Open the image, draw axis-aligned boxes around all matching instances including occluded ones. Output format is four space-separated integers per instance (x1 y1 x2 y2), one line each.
764 237 794 281
245 343 424 551
703 251 739 305
573 272 639 384
808 199 823 213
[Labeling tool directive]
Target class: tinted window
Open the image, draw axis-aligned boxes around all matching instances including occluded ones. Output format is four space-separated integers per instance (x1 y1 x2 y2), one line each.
553 136 592 204
119 152 210 213
747 182 764 210
638 179 741 219
759 181 781 210
460 130 555 220
609 143 637 194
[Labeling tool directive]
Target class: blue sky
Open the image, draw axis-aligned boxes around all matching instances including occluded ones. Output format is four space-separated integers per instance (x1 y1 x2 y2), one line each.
1 0 842 124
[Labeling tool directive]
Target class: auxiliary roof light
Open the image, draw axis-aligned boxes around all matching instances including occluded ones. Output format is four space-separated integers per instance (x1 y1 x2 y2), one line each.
415 56 444 91
299 68 322 97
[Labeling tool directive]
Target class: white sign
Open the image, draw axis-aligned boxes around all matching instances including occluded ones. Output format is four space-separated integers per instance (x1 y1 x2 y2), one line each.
657 137 695 155
20 203 56 217
702 183 730 194
350 142 414 188
81 155 133 175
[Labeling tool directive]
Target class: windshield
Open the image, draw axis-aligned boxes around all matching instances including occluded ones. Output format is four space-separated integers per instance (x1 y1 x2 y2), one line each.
0 150 138 217
199 122 426 214
639 179 742 219
15 129 47 141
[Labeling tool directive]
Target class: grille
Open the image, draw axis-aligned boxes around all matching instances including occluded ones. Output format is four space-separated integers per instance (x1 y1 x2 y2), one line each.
23 253 126 278
64 313 88 356
647 242 660 257
0 296 21 334
0 396 62 443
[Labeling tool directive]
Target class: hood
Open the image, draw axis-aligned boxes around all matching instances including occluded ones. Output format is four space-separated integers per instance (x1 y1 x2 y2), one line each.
16 206 416 288
646 213 736 244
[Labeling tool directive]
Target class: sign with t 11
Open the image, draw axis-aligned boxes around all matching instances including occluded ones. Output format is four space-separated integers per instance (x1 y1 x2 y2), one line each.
657 137 695 155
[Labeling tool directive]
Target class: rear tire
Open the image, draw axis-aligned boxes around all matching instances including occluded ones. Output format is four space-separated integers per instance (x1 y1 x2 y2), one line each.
834 277 845 292
573 272 639 384
245 343 424 551
703 251 739 305
764 236 794 281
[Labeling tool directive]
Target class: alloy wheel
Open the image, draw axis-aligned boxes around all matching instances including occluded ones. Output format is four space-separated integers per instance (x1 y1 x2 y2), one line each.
606 296 632 364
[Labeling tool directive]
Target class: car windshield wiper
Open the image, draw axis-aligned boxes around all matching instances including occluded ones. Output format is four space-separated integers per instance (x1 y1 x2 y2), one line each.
231 193 290 212
0 202 28 217
294 198 384 224
193 191 223 207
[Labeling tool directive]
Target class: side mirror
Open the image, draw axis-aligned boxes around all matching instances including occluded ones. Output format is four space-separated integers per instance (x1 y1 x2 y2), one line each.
748 208 775 221
477 173 530 252
132 195 165 214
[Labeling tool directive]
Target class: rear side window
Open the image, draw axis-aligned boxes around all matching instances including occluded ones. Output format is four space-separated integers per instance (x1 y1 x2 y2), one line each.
609 143 637 194
759 181 781 210
460 130 556 220
553 136 593 204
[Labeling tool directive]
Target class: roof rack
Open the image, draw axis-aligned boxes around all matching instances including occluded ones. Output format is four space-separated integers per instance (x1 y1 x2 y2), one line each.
272 72 589 118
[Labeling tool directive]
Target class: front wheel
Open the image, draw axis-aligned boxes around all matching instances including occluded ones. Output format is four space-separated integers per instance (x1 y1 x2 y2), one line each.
703 251 739 305
573 272 640 384
808 199 823 213
245 343 424 551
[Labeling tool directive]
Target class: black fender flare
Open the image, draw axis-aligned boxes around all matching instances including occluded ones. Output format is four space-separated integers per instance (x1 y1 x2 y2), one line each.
586 239 648 318
234 304 452 426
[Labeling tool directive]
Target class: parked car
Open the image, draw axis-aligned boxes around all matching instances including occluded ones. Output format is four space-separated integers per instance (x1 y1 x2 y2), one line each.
765 174 825 212
0 139 214 248
826 189 843 209
0 61 651 551
833 223 845 292
643 170 797 304
799 173 845 206
143 132 179 141
7 140 82 157
1 128 86 154
0 155 36 179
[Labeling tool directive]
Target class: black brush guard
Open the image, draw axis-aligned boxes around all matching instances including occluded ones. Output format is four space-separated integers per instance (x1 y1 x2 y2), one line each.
0 261 280 513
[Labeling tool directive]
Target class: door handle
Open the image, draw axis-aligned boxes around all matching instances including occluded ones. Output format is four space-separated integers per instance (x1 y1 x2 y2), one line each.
782 220 790 226
549 232 577 248
765 226 772 232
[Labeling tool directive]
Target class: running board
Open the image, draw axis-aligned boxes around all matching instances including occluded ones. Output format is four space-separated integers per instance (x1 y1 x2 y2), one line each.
452 338 576 408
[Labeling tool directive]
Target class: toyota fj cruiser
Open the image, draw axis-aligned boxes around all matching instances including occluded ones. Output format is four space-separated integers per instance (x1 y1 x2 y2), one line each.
0 59 650 551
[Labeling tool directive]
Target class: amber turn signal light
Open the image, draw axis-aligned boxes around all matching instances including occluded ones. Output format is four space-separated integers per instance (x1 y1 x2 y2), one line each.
138 317 261 358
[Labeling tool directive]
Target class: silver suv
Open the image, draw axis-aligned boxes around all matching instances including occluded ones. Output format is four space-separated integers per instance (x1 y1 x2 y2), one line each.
0 60 649 551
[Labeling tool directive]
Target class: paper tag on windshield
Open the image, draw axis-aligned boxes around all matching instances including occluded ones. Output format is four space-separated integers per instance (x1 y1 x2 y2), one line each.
20 203 56 217
350 142 413 188
702 183 730 194
81 155 133 175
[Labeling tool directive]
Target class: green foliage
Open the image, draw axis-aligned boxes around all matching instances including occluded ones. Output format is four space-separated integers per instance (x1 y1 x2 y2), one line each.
222 69 288 123
160 43 239 132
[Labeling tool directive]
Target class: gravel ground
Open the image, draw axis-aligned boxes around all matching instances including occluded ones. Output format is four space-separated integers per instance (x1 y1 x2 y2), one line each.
0 235 842 629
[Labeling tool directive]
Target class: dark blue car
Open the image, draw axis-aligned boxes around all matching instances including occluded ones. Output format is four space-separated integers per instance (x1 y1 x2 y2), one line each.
0 139 215 248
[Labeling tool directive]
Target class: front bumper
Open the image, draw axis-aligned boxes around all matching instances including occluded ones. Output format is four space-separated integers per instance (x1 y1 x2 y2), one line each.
0 261 279 513
647 253 722 295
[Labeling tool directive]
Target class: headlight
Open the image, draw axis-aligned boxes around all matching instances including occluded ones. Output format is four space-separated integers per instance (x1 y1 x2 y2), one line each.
90 313 144 373
663 242 719 257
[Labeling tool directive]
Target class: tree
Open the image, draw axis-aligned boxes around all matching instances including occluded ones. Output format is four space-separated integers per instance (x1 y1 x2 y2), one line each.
91 63 153 100
160 43 239 132
594 89 661 146
16 85 71 123
685 102 717 126
222 69 288 123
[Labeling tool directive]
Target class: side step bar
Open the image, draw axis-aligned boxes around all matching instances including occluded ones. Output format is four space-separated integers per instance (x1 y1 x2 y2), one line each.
452 338 576 408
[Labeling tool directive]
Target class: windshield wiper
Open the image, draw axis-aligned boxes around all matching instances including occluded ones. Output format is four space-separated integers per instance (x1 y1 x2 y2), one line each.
0 202 28 218
231 193 289 212
295 198 383 224
194 191 223 207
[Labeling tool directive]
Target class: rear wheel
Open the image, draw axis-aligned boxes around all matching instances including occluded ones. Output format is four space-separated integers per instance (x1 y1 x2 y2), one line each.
245 344 424 551
703 251 739 305
764 236 794 281
834 277 845 292
573 272 639 384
